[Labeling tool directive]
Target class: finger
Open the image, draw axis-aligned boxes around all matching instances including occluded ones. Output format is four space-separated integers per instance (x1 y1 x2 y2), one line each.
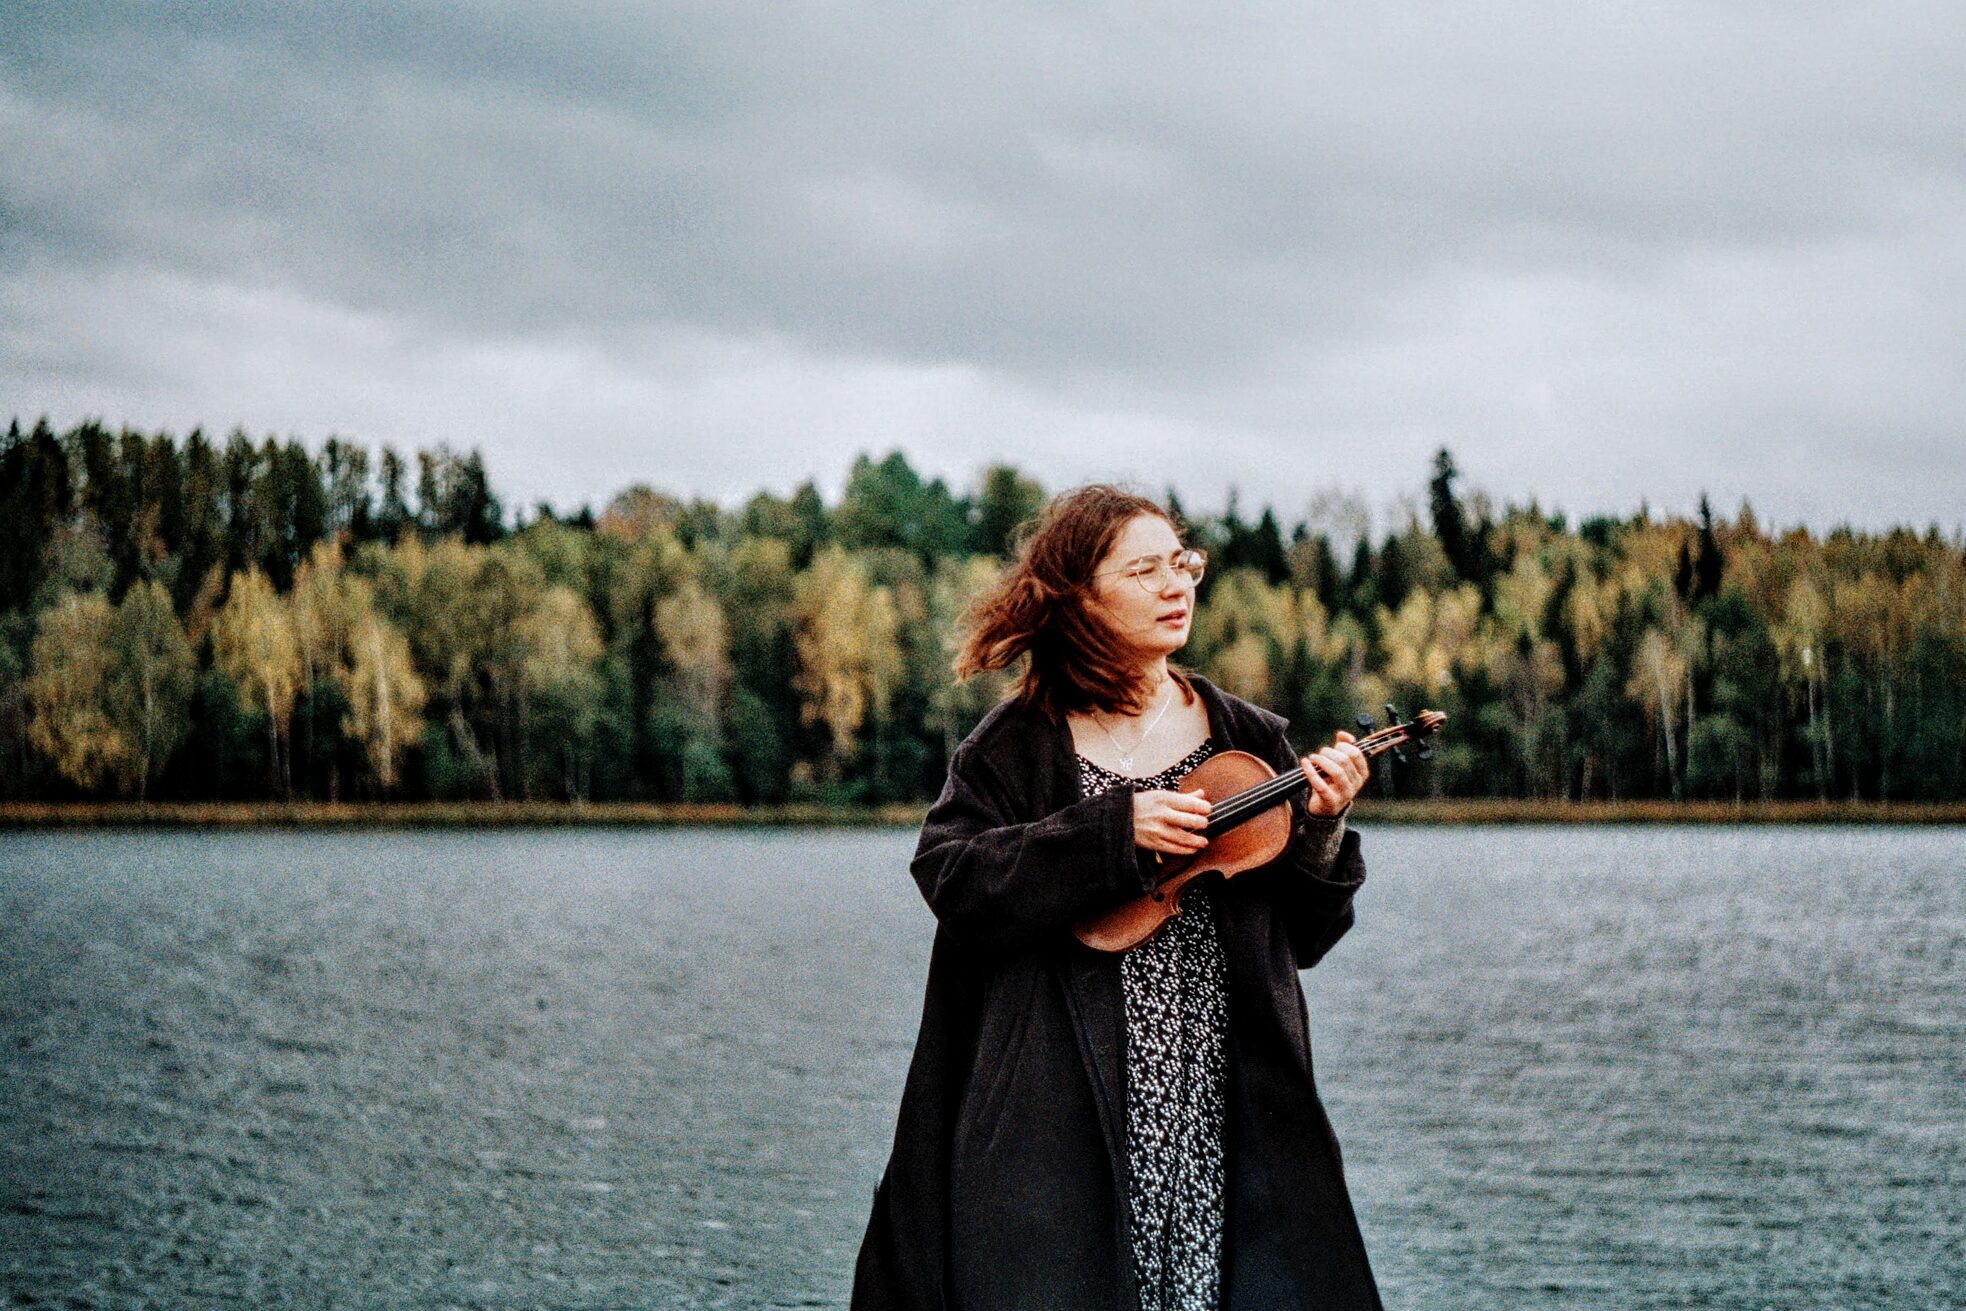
1165 803 1212 838
1316 748 1350 787
1334 729 1356 744
1306 770 1343 814
1322 744 1362 784
1156 823 1208 851
1300 757 1343 802
1341 744 1370 787
1169 791 1212 814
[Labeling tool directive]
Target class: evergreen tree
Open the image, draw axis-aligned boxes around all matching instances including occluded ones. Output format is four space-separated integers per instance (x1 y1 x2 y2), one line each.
0 419 73 611
1376 535 1412 614
1251 507 1289 584
220 431 262 577
1429 447 1474 582
456 449 504 544
176 431 224 612
142 432 186 574
1673 537 1695 602
673 497 725 550
321 437 374 540
835 450 969 564
1694 494 1724 603
376 446 412 540
73 421 123 536
787 480 829 568
415 449 443 537
1345 537 1378 619
263 439 329 587
971 464 1046 558
1287 524 1345 617
1218 489 1252 571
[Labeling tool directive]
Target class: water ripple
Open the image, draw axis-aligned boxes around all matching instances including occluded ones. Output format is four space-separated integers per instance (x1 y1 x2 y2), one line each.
2 825 1961 1308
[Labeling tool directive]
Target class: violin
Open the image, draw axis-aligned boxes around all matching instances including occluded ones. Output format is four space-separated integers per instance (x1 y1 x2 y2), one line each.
1072 707 1447 952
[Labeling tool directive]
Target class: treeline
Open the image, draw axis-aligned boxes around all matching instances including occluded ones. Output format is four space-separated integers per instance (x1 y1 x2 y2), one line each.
3 418 1963 805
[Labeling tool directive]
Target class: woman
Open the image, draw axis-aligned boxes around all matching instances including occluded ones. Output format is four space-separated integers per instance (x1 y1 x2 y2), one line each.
852 485 1381 1311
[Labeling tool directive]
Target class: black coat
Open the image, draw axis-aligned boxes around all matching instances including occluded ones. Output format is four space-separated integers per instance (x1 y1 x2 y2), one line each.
852 675 1383 1311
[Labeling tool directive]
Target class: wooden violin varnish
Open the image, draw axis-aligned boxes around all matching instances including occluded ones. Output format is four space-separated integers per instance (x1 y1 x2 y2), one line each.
1073 709 1445 952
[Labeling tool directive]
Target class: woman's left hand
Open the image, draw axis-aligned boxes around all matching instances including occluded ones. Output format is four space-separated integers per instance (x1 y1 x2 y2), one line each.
1299 729 1369 816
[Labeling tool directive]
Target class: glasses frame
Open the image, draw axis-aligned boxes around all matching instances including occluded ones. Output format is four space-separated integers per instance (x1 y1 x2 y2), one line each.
1094 548 1208 593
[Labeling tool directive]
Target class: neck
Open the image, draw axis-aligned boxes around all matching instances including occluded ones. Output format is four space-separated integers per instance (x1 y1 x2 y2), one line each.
1116 658 1171 717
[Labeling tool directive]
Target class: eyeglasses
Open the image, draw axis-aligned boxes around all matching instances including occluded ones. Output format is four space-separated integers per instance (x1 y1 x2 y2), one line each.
1095 548 1208 593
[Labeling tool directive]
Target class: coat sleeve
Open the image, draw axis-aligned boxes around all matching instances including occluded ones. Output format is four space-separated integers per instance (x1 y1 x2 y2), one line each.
1255 727 1368 971
910 738 1162 954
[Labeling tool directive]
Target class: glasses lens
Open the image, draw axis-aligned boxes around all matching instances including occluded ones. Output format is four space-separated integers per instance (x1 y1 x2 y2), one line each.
1134 552 1206 590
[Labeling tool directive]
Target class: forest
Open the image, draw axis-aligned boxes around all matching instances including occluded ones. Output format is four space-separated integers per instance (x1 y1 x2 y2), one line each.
2 416 1962 806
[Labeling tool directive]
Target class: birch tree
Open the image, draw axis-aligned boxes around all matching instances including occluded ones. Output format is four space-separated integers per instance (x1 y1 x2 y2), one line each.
1628 626 1688 798
791 546 900 782
654 576 734 799
522 584 604 799
337 576 426 794
211 568 302 793
26 592 125 791
106 579 194 798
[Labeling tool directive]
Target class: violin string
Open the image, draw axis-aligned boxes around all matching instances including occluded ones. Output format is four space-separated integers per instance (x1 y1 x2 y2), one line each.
1203 727 1411 832
1203 726 1412 830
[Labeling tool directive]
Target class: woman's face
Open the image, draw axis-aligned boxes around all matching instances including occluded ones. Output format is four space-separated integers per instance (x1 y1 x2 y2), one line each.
1088 513 1196 661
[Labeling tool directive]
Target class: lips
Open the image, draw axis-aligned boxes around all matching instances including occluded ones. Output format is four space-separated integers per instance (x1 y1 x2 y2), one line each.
1158 610 1188 623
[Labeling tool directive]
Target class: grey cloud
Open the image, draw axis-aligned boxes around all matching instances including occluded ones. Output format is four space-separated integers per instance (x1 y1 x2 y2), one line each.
13 4 1955 358
2 1 1962 530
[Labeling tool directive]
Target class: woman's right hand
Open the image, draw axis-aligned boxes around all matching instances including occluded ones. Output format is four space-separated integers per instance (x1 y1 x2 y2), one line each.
1132 788 1211 856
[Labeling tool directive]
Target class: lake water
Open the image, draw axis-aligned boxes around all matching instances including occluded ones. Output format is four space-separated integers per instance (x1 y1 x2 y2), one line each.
2 826 1962 1309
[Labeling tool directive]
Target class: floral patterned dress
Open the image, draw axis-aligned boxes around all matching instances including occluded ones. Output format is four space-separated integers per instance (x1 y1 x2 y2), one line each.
1076 739 1228 1311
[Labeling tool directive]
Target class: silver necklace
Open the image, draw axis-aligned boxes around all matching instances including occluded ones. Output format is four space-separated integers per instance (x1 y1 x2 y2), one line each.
1096 677 1173 772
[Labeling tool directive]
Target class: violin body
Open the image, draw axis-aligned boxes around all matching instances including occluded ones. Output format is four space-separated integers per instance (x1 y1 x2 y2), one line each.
1071 750 1291 952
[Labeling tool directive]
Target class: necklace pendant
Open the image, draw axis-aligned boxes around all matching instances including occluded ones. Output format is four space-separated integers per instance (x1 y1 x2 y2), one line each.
1118 754 1135 771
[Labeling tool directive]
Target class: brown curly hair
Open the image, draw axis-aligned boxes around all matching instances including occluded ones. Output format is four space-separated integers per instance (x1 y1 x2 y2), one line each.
954 483 1195 721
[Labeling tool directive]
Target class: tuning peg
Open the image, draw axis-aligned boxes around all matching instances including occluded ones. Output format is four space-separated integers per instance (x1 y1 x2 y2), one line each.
1417 744 1434 762
1384 703 1403 727
1355 712 1375 733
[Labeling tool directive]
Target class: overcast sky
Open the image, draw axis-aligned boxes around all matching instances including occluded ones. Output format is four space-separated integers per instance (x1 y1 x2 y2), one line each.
3 1 1961 535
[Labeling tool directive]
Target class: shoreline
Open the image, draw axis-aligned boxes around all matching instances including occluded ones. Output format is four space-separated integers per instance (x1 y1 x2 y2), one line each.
4 799 1964 828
